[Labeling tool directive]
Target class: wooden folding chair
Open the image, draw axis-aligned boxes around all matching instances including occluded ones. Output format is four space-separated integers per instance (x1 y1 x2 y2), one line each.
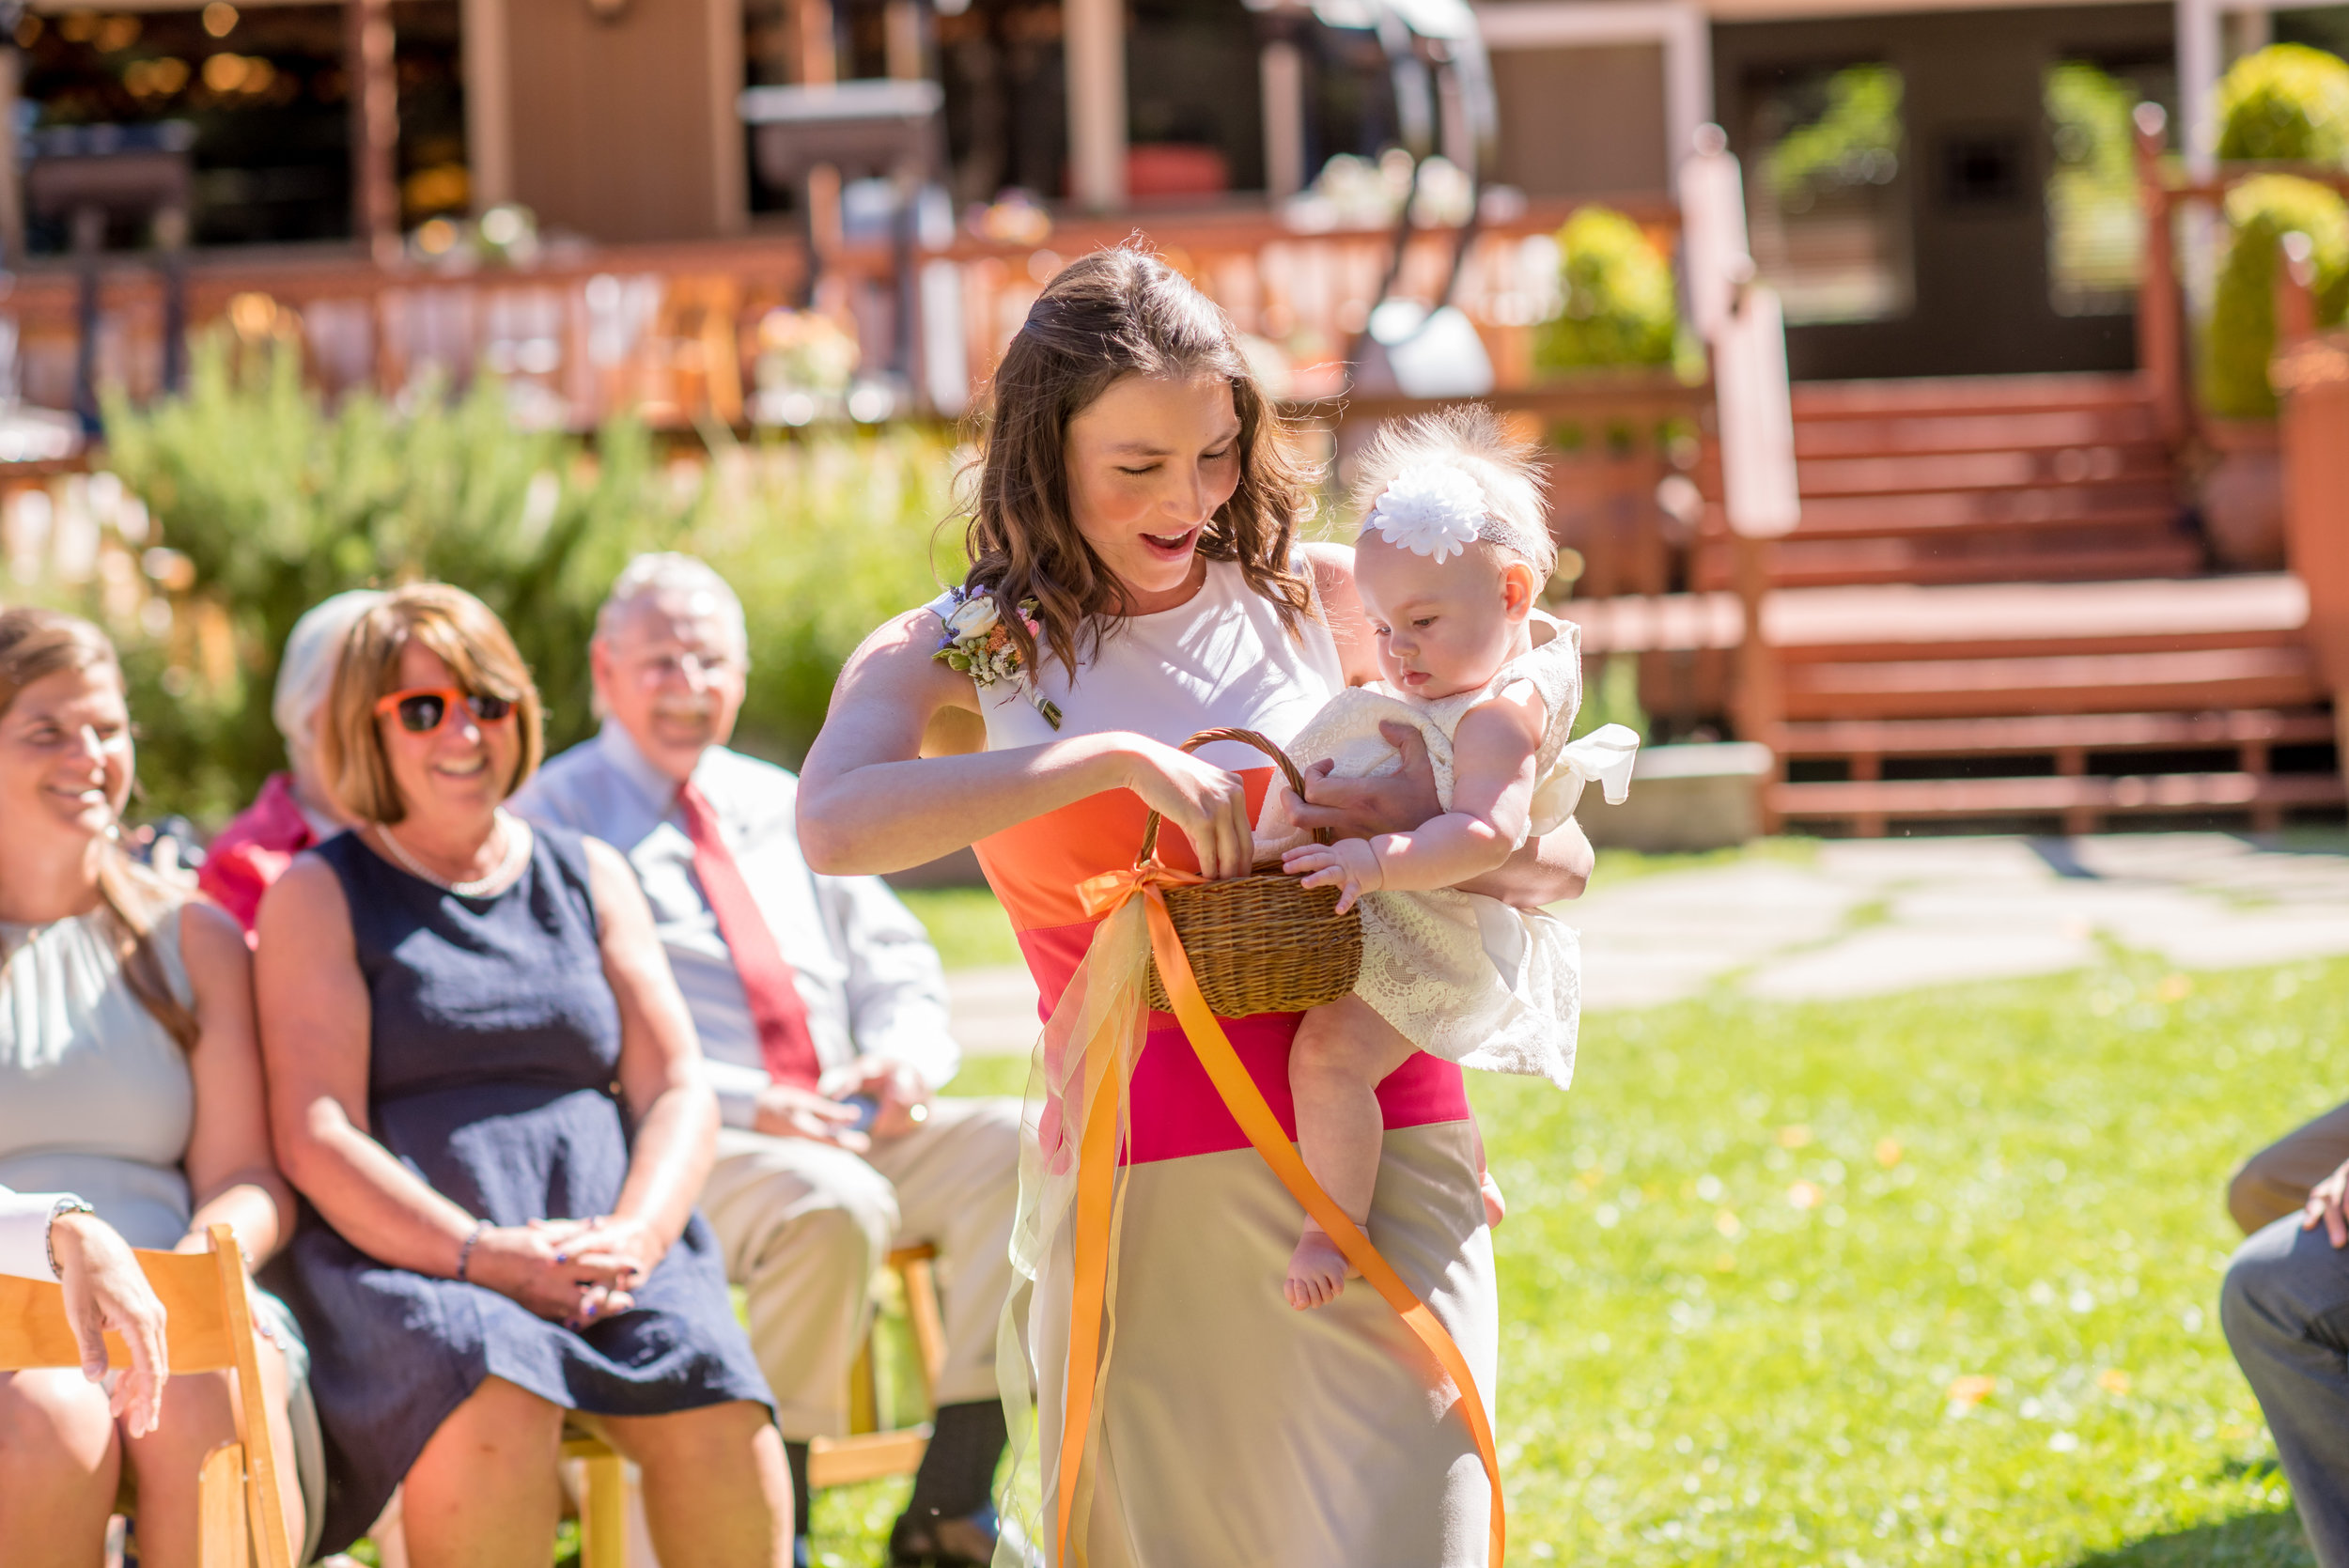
807 1242 948 1488
0 1221 294 1568
563 1243 950 1568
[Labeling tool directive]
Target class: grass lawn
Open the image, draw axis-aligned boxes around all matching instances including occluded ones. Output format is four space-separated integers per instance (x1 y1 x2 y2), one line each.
404 877 2342 1568
892 945 2333 1568
1467 950 2331 1567
897 886 1024 971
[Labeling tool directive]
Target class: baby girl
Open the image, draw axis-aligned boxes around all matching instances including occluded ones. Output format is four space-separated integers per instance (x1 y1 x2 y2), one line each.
1270 407 1639 1309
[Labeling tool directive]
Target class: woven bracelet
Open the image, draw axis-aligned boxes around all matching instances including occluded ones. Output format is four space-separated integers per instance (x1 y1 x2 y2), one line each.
456 1219 490 1281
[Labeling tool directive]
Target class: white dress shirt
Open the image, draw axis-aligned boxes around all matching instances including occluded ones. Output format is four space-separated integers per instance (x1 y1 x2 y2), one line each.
514 724 959 1128
0 1188 82 1280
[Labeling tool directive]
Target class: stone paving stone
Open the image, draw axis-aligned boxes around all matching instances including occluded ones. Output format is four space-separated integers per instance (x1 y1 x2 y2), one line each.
946 834 2349 1053
1743 924 2101 1001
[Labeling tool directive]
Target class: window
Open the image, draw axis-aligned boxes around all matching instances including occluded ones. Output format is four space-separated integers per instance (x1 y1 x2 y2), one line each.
1744 62 1911 324
2045 59 2169 317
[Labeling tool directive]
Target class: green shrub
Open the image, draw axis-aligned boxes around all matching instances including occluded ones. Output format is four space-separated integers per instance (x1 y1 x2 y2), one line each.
2200 173 2349 418
58 334 961 823
1533 207 1678 374
2215 42 2349 164
682 434 965 767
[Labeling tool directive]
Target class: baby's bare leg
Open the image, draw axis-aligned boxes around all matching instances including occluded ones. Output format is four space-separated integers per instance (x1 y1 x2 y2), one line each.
1285 994 1418 1310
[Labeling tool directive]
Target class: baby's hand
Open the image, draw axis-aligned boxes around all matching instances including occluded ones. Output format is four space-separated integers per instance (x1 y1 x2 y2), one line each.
1282 838 1384 914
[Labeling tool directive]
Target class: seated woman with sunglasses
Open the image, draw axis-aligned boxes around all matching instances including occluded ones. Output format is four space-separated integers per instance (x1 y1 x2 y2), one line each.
255 583 789 1565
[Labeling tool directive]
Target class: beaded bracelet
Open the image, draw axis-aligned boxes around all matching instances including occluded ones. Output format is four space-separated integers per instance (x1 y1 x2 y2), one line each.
44 1197 94 1281
456 1219 490 1282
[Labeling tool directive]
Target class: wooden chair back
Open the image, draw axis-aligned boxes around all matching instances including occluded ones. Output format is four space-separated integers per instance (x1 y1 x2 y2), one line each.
0 1223 293 1568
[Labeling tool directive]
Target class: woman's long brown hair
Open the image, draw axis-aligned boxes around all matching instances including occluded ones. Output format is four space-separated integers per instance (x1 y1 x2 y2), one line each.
0 607 200 1052
960 245 1317 677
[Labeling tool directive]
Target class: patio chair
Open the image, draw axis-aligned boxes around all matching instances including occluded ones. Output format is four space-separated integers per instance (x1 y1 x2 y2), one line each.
0 1221 294 1568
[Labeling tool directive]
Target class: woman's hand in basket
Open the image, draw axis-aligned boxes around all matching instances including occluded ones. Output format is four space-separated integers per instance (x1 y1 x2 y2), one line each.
1283 722 1441 841
1283 838 1385 915
1119 735 1256 879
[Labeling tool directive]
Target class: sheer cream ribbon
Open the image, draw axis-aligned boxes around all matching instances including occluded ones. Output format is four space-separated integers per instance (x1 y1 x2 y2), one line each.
992 860 1507 1568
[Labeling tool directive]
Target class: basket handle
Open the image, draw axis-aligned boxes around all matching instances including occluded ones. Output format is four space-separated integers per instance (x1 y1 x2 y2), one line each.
1136 726 1330 867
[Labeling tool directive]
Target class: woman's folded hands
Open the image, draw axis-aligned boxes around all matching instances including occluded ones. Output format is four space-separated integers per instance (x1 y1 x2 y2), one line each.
464 1216 666 1329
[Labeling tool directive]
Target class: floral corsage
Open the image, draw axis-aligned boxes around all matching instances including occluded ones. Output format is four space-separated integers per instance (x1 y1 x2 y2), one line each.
933 585 1064 730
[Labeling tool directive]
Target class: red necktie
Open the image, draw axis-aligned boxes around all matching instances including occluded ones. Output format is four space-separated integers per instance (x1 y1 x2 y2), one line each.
676 782 822 1090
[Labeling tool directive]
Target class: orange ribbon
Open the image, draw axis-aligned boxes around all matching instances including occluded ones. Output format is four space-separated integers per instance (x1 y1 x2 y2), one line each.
1051 862 1506 1568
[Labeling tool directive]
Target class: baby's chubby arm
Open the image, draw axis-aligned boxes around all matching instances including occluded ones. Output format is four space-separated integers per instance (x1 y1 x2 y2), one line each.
1282 686 1544 912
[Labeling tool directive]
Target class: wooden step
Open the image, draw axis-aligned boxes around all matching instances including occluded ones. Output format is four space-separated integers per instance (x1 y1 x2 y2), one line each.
1791 373 2153 421
1781 644 2327 721
1772 769 2345 820
1708 538 2205 590
1794 406 2160 458
1796 445 2171 498
1779 710 2337 757
1770 620 2308 666
1763 574 2309 649
1789 483 2179 537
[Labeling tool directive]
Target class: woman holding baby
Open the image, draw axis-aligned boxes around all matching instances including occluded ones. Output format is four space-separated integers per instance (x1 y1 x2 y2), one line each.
798 247 1606 1566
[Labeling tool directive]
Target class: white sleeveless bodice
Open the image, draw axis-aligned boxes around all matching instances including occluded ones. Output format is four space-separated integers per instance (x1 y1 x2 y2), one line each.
931 560 1346 772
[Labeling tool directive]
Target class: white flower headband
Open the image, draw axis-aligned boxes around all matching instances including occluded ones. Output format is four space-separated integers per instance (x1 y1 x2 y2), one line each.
1364 464 1488 563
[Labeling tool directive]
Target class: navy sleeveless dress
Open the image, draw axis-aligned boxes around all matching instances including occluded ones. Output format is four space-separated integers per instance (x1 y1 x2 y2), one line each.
273 825 770 1553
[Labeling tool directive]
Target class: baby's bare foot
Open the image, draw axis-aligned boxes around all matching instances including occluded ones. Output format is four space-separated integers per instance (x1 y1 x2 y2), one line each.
1481 1171 1507 1230
1284 1227 1351 1310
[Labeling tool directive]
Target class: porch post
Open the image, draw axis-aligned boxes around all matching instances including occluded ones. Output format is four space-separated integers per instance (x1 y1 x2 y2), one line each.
346 0 400 263
459 0 512 210
2134 103 2186 445
1262 29 1306 202
2271 294 2349 816
0 45 23 266
2177 0 2221 179
1066 0 1127 210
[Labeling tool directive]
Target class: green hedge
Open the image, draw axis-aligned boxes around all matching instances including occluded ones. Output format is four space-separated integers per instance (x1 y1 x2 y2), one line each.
62 335 961 824
2201 173 2349 419
2214 43 2349 164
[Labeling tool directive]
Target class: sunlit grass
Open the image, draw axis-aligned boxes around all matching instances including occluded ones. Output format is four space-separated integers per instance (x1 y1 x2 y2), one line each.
937 946 2326 1565
1475 951 2329 1565
897 885 1022 972
388 933 2340 1566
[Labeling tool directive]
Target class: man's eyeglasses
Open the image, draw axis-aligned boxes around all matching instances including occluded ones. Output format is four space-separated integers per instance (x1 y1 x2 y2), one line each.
629 650 739 688
374 687 517 735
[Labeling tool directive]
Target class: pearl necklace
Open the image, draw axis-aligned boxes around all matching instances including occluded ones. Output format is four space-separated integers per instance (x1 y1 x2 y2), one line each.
375 808 530 898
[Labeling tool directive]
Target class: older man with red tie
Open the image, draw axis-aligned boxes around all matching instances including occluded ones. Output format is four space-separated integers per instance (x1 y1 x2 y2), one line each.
515 554 1019 1568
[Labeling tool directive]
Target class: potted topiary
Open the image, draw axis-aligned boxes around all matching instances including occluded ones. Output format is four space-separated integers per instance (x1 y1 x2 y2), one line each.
2201 174 2349 567
1532 206 1679 376
1530 208 1699 598
2200 46 2349 568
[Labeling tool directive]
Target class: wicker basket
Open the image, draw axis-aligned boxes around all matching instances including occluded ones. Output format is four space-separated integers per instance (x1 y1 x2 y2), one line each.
1139 727 1364 1017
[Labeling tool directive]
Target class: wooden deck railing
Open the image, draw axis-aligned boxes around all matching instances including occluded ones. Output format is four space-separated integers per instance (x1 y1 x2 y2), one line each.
0 194 1680 435
1299 374 1711 601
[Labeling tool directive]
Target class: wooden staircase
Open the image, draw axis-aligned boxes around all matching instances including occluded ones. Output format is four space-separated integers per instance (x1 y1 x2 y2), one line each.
1697 373 2203 592
1655 373 2345 836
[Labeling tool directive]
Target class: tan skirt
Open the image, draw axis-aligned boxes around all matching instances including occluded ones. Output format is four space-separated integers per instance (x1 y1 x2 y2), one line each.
1027 1119 1499 1568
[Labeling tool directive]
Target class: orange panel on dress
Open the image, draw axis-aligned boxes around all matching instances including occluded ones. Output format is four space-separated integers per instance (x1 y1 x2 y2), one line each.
972 768 1274 935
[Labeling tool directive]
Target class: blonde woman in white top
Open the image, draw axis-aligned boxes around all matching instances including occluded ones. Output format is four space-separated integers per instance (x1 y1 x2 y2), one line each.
0 607 316 1565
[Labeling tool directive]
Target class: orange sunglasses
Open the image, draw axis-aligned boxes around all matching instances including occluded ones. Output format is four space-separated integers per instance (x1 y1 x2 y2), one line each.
374 687 517 735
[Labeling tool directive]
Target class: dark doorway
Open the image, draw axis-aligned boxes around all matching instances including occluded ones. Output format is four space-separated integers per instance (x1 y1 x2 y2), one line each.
1713 5 2175 380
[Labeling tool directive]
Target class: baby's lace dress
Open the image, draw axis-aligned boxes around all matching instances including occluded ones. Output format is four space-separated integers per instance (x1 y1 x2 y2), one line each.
1262 611 1639 1085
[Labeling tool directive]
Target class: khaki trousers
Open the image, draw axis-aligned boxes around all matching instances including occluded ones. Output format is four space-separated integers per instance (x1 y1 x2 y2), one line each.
699 1095 1021 1440
2231 1098 2349 1234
